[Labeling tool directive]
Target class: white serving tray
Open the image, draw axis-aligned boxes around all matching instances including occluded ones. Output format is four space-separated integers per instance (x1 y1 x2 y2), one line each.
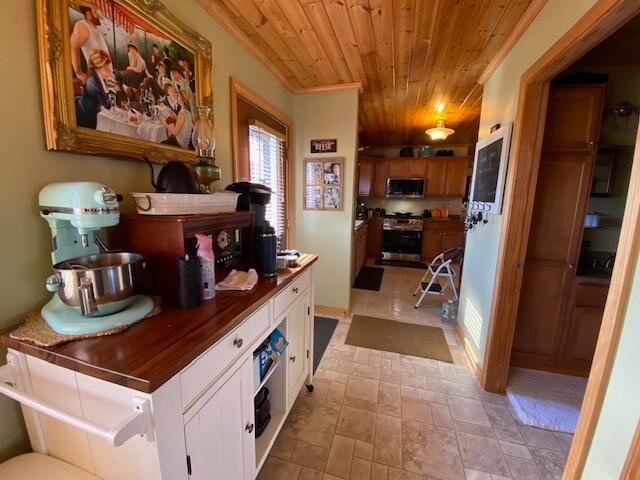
131 192 240 215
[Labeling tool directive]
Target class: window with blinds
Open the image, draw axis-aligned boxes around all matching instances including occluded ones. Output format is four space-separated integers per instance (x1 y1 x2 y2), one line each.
248 120 288 243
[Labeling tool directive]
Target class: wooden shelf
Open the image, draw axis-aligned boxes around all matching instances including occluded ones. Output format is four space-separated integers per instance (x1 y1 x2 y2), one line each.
254 360 279 397
255 408 286 472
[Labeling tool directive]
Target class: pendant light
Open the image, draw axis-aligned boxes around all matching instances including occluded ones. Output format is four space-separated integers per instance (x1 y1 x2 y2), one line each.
425 119 455 141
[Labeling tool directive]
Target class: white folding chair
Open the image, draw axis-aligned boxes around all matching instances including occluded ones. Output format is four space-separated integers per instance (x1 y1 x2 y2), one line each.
414 247 463 308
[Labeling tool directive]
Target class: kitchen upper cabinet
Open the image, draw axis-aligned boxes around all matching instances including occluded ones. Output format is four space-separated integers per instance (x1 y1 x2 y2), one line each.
185 359 255 480
371 160 389 196
426 159 446 196
444 158 469 197
367 218 383 258
388 159 406 178
408 158 426 177
358 159 374 196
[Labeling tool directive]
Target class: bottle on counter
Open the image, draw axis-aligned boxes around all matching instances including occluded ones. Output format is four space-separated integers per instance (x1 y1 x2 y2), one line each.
196 233 216 300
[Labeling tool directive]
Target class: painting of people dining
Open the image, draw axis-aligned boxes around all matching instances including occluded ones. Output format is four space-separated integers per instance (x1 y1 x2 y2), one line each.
68 0 197 150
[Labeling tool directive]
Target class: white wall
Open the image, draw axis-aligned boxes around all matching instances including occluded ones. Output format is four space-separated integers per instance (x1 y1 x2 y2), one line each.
457 0 640 476
292 89 359 310
0 0 293 462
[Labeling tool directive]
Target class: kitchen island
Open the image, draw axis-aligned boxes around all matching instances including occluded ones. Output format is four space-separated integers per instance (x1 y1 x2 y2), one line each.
1 254 317 480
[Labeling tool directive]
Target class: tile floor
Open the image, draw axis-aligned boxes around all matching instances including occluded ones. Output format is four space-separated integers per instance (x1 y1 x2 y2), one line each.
257 264 572 480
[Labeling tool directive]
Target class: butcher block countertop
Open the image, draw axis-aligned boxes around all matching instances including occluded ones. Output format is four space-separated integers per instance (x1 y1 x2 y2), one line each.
2 254 318 394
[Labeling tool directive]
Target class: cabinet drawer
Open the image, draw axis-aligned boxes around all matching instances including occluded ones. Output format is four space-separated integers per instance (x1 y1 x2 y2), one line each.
274 270 310 320
574 281 609 308
423 220 464 232
180 304 270 408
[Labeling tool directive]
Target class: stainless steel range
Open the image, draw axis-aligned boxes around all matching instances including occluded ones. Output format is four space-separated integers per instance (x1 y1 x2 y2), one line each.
382 217 423 262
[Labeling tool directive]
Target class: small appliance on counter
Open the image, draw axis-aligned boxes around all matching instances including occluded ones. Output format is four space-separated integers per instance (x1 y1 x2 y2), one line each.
117 212 253 301
372 208 386 217
355 201 368 220
226 182 278 278
39 182 154 334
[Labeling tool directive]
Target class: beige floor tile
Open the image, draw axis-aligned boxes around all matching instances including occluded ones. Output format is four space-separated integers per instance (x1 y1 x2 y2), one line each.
464 469 492 480
401 421 465 480
453 420 496 439
344 395 379 413
300 467 324 480
388 467 428 479
417 389 448 405
346 376 380 404
499 440 532 459
503 455 541 480
553 432 573 454
378 381 402 417
456 431 509 477
373 425 403 468
280 397 341 448
354 440 374 461
443 380 479 400
327 381 347 404
371 463 389 480
483 404 525 444
377 412 402 430
518 426 562 452
336 405 377 443
257 456 302 480
529 448 566 480
352 362 382 381
431 403 453 429
351 458 372 480
448 397 491 427
326 434 356 478
401 397 433 424
290 441 329 471
401 385 419 398
270 434 296 460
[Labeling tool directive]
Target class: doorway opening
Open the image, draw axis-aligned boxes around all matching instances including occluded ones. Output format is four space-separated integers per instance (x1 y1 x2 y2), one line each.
479 1 640 478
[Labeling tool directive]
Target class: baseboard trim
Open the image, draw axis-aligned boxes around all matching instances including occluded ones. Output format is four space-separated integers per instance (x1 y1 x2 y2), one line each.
454 323 483 381
315 305 350 318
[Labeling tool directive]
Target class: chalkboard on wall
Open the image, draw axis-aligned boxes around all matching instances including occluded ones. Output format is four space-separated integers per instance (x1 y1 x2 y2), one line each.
469 123 513 215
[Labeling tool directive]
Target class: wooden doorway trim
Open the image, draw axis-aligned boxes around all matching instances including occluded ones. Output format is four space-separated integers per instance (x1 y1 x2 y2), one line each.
479 0 640 478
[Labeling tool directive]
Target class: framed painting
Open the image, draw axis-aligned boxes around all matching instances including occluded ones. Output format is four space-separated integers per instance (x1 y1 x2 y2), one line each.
37 0 213 163
304 157 344 210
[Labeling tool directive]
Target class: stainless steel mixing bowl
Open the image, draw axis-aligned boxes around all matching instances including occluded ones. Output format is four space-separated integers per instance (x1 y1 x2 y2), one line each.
47 253 145 316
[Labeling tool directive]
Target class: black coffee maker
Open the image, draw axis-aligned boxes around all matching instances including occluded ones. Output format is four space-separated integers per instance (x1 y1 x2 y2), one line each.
226 182 277 277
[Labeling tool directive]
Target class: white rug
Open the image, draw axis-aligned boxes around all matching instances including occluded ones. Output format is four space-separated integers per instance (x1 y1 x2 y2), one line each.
506 367 588 433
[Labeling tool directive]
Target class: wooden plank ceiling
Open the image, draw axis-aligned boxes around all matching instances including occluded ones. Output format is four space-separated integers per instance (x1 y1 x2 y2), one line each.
198 0 535 146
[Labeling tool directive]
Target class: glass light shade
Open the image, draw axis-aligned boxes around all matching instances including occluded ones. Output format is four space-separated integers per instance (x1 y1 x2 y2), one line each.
425 119 455 141
191 106 216 157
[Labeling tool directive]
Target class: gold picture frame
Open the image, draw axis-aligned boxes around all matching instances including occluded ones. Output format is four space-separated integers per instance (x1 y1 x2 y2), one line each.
37 0 213 163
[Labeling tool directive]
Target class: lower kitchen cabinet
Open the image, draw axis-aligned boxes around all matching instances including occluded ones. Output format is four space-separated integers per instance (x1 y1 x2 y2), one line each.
184 359 254 480
6 267 315 480
421 221 465 262
367 218 383 258
352 222 368 284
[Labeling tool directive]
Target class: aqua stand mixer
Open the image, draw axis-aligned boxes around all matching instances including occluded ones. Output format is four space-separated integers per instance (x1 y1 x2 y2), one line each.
39 182 154 335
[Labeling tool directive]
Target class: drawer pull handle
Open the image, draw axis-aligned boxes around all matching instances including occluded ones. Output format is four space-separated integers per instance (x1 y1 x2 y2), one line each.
233 338 244 348
293 287 299 293
246 423 254 433
289 355 296 362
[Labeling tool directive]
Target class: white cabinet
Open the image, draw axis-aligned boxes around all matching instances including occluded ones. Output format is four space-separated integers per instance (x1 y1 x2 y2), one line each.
284 296 309 407
184 359 254 480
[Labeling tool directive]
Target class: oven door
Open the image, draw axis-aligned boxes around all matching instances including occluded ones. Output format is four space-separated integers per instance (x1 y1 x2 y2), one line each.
381 228 422 261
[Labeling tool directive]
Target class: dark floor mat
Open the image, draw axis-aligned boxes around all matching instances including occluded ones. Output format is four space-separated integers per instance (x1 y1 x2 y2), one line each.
314 316 339 373
376 258 430 269
353 266 384 291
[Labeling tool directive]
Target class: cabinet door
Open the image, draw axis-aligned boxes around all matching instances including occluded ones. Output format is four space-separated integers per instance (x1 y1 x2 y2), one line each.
372 161 389 196
388 159 407 177
426 159 446 196
185 359 254 480
421 231 442 262
561 306 603 372
358 159 374 196
408 159 426 177
286 297 308 406
442 231 464 253
444 158 469 197
367 218 383 258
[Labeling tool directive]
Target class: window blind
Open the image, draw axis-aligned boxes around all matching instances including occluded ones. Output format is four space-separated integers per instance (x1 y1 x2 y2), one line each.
248 122 288 245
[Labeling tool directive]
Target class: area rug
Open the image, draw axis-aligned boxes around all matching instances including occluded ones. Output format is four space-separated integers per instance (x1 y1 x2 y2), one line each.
352 266 384 291
313 316 338 373
344 315 452 363
506 367 588 433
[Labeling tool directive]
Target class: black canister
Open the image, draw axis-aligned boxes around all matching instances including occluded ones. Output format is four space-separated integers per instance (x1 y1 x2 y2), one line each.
256 226 277 278
176 255 201 308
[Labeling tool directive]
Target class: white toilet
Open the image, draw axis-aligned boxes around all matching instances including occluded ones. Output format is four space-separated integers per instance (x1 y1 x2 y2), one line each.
0 453 101 480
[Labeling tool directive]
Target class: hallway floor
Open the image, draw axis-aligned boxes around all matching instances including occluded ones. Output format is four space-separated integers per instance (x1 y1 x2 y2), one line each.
258 265 572 480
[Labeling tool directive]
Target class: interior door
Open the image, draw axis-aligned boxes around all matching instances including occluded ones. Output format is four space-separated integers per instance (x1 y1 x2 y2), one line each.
512 84 604 370
185 359 254 480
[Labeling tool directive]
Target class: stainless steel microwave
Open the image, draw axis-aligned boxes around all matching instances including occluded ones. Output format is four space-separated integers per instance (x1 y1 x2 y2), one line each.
386 178 425 198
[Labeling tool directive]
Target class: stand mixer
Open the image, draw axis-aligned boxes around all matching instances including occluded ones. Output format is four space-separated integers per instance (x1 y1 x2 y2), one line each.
39 182 154 335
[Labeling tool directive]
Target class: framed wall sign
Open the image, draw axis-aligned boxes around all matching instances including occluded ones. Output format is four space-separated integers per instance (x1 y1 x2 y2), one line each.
310 139 337 153
37 0 213 164
304 157 344 210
